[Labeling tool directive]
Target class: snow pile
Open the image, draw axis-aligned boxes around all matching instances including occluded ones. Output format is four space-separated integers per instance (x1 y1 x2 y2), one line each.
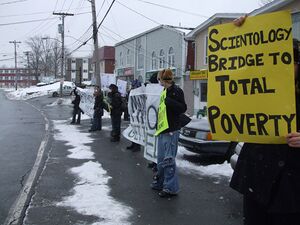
53 121 133 224
177 146 234 179
5 81 74 100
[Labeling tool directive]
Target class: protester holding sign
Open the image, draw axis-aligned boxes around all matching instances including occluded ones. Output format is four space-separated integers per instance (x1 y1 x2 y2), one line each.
151 69 187 198
225 13 300 225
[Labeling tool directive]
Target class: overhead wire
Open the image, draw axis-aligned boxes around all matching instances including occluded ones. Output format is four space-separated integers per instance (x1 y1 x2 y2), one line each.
68 0 116 55
0 0 27 6
0 17 58 26
135 0 209 18
100 25 186 75
115 0 160 25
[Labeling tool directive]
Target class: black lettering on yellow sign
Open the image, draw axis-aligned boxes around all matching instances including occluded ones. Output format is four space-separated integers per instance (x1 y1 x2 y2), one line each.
215 75 275 96
208 105 295 136
208 27 292 52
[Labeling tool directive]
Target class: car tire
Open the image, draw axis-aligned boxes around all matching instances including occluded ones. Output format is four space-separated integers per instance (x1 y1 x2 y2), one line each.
52 92 58 97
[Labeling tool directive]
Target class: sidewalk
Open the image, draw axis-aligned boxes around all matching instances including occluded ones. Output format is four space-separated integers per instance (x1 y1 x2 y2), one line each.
23 101 242 225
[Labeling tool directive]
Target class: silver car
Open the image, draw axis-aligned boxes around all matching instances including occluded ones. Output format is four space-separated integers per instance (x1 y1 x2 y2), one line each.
49 85 74 97
179 118 237 163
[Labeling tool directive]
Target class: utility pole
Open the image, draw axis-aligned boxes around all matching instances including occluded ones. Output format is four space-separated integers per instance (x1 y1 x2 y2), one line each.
90 0 101 87
24 51 31 86
53 12 74 97
9 40 21 90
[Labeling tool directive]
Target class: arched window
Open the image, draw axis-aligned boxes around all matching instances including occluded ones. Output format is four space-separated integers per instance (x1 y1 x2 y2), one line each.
120 52 123 67
168 47 175 67
151 51 157 70
137 45 144 69
159 49 165 69
126 49 131 65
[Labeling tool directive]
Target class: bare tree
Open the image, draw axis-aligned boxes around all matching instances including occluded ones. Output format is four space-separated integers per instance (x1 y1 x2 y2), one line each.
26 36 43 81
26 36 68 81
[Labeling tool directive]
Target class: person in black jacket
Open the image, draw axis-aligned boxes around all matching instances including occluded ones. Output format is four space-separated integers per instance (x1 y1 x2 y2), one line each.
89 87 104 132
71 88 82 124
108 84 123 142
230 16 300 225
151 69 187 198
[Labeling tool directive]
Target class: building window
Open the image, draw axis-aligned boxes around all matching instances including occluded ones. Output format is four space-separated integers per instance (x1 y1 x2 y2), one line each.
200 82 207 102
137 45 144 69
204 35 208 65
151 51 157 70
72 59 76 63
126 49 131 66
83 60 87 63
83 69 88 73
120 52 123 67
159 49 165 69
168 47 175 68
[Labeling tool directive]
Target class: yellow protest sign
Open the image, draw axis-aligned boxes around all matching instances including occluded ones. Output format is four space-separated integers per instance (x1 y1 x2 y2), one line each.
155 89 169 136
207 10 295 144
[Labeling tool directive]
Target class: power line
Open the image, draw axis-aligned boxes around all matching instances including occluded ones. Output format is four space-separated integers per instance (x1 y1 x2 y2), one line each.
0 0 27 6
135 0 209 18
68 0 116 55
100 25 186 75
0 7 90 18
0 17 57 26
116 0 160 25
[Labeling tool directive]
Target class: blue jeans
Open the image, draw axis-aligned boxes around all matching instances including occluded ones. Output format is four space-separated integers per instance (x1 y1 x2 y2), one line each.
152 131 180 194
91 113 102 130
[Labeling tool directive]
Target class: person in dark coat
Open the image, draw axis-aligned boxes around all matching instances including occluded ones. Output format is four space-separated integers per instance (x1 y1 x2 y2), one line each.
89 87 104 132
230 16 300 225
107 84 122 142
151 69 187 198
71 88 82 124
126 79 143 152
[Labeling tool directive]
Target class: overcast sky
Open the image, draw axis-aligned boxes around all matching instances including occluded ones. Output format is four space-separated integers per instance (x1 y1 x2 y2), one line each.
0 0 262 67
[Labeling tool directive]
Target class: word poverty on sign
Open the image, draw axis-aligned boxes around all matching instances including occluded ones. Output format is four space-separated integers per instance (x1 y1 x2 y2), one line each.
207 10 296 144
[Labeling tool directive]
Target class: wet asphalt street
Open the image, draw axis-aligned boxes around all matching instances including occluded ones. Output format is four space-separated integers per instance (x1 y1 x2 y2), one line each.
0 90 243 225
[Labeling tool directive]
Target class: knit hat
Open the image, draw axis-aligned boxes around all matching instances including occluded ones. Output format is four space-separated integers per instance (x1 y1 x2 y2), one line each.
109 84 118 91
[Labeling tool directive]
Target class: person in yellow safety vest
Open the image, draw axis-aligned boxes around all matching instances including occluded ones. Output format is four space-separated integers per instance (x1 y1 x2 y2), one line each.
151 69 187 198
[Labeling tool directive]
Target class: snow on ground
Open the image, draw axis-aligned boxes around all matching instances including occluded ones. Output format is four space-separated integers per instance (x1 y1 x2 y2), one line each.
46 98 72 106
5 81 74 100
177 146 234 180
53 120 133 225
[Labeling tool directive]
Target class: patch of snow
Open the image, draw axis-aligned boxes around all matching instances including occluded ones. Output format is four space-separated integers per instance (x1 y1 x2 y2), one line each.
58 161 133 225
53 120 133 224
5 81 74 100
177 146 233 180
47 98 72 106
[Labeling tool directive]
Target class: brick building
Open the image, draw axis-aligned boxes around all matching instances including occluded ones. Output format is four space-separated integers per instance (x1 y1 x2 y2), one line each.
0 68 37 88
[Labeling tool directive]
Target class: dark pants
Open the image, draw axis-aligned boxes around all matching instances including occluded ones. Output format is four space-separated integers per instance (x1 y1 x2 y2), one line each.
72 109 81 124
243 195 300 225
90 113 102 131
111 114 121 139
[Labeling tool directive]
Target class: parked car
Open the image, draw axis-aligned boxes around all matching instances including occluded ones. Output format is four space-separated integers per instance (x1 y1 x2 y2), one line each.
230 142 244 170
49 85 74 97
179 117 237 162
